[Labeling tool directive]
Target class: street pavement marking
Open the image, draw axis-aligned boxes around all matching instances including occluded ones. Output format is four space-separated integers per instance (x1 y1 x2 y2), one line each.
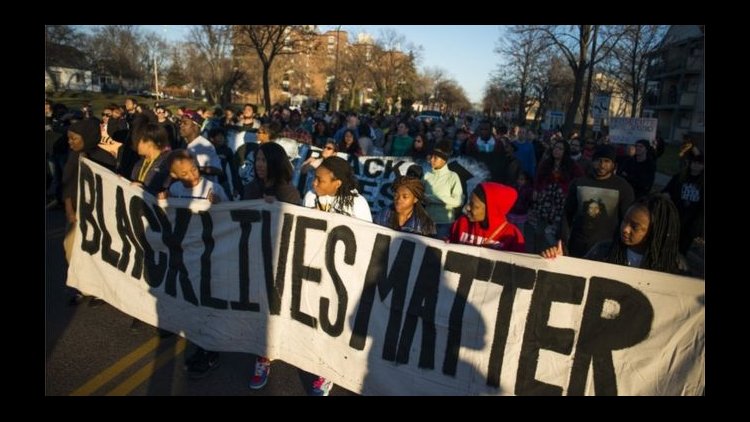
105 337 187 396
70 336 163 396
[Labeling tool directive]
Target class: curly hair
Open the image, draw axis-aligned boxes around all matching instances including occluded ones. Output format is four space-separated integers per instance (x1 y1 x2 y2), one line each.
606 193 682 274
319 156 360 212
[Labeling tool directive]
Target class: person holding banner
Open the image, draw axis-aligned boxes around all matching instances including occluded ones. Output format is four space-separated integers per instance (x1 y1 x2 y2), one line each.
251 157 372 395
375 175 436 236
161 150 228 378
542 193 688 275
303 156 373 222
302 155 372 395
449 182 525 252
164 150 229 203
242 142 301 205
245 142 302 391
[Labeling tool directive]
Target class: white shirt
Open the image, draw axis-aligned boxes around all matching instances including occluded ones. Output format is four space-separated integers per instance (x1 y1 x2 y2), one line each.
187 135 222 170
303 190 373 222
169 178 228 202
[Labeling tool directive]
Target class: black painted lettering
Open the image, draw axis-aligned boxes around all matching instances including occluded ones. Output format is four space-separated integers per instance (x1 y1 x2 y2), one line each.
198 212 226 309
77 162 100 254
129 198 167 288
114 187 143 278
363 158 384 178
291 216 326 328
349 234 414 363
442 251 493 376
516 270 585 396
267 212 293 315
154 207 198 305
567 276 654 396
320 226 353 337
95 174 120 267
486 262 536 387
396 246 442 369
229 209 262 312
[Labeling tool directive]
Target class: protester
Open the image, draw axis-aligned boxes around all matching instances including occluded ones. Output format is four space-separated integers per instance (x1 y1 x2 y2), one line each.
161 150 227 378
542 193 689 275
375 175 436 236
245 142 300 391
449 182 525 252
302 155 372 395
424 140 464 239
563 145 634 257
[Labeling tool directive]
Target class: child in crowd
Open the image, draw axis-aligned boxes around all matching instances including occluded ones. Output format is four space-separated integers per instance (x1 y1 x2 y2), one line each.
449 182 525 252
165 149 228 203
376 175 436 236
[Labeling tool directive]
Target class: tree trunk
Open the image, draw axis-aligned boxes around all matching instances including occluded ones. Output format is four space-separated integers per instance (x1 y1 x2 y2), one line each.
563 67 586 137
262 63 271 115
580 26 599 140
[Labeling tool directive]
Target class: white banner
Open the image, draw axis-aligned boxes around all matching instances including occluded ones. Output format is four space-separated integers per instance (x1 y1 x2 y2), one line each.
67 159 705 395
609 117 658 144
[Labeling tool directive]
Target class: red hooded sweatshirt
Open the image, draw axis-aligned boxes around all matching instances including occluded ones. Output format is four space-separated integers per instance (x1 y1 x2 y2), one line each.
449 182 526 252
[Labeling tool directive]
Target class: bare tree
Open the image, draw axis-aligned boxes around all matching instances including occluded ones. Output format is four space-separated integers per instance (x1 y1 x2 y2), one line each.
165 46 188 90
141 33 170 95
528 53 575 129
187 25 244 106
46 25 84 46
579 26 626 138
416 67 447 109
85 25 145 94
234 25 317 113
482 81 508 117
367 29 421 113
497 25 548 126
338 39 375 110
530 25 594 137
435 79 471 113
609 25 667 117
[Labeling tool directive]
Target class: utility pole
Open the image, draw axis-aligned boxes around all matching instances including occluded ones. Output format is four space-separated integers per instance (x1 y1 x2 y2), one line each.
332 25 341 113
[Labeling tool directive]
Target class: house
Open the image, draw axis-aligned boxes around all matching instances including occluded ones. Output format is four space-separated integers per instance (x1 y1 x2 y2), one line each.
45 43 98 92
643 25 705 145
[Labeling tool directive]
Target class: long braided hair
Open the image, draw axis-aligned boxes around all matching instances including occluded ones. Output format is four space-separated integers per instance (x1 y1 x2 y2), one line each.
319 156 359 214
387 176 436 234
607 193 682 274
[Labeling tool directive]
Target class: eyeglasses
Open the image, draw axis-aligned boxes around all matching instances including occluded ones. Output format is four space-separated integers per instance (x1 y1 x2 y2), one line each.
324 146 335 151
102 113 111 117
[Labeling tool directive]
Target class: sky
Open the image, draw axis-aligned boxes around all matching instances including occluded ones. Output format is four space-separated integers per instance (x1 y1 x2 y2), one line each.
140 25 504 104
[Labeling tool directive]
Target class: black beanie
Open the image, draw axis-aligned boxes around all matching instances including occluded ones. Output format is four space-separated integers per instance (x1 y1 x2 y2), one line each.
69 119 101 151
592 144 616 161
